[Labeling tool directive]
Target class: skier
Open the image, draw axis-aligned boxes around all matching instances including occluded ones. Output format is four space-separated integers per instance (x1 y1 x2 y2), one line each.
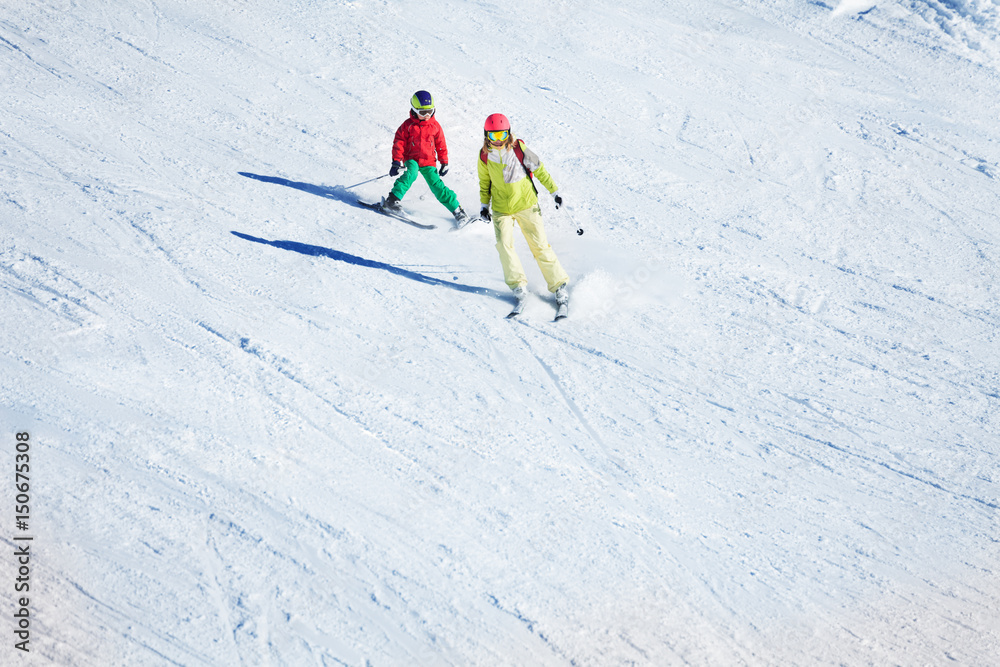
382 90 469 225
477 113 569 317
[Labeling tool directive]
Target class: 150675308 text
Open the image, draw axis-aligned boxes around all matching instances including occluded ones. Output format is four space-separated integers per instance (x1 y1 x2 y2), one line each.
13 432 33 653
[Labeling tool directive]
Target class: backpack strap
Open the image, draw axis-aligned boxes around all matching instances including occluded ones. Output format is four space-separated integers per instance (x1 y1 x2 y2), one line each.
514 139 537 194
513 140 527 171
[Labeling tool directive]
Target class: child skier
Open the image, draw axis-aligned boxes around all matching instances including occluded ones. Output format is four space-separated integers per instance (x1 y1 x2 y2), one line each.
382 90 469 224
477 113 569 316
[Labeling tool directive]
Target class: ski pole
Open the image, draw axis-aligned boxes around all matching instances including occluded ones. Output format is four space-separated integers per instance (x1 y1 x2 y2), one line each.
345 173 391 190
560 205 584 236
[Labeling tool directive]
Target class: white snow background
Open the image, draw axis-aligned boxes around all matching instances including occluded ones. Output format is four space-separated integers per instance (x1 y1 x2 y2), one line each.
2 0 999 664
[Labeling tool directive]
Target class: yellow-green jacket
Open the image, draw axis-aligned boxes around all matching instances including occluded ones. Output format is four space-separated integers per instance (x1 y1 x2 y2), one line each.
478 136 558 215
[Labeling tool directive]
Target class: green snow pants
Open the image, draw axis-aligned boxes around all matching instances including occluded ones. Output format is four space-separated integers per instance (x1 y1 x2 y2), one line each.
390 160 460 212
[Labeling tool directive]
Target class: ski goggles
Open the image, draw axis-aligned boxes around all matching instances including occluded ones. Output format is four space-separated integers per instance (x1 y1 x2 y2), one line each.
414 108 434 117
487 130 509 142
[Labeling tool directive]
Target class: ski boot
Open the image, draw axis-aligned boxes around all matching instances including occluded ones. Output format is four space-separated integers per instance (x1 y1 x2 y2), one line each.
382 193 403 213
507 285 528 319
555 284 569 320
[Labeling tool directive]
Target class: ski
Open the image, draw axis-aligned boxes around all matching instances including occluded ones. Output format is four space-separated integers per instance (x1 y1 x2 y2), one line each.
357 200 437 230
506 290 568 320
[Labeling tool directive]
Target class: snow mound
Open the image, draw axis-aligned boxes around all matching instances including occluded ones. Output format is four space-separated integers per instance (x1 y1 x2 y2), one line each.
831 0 1000 66
832 1 877 18
907 0 1000 63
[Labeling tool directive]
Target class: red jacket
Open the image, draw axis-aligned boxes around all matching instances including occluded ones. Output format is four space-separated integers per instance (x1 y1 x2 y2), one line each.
392 112 449 167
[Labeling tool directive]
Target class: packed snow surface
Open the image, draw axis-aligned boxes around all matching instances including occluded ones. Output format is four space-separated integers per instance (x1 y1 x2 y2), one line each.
2 0 999 664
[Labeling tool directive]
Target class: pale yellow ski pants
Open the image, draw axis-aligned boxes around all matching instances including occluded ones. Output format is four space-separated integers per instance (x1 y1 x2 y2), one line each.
493 204 569 293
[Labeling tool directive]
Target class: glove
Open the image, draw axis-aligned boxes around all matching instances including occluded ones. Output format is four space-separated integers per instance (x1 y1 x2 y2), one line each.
480 205 491 222
438 163 449 177
553 192 563 209
389 161 402 177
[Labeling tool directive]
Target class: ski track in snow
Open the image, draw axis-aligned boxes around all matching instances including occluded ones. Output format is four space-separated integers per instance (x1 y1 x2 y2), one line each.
2 0 1000 664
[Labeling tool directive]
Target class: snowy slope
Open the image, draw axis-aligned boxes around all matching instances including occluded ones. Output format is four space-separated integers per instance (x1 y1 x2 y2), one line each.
2 0 999 664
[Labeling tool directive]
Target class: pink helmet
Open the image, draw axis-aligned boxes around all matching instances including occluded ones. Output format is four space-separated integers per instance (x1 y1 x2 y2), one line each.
484 113 510 133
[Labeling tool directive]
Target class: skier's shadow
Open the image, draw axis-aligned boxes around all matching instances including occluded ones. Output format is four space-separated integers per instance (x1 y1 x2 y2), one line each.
231 231 508 300
238 172 358 205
